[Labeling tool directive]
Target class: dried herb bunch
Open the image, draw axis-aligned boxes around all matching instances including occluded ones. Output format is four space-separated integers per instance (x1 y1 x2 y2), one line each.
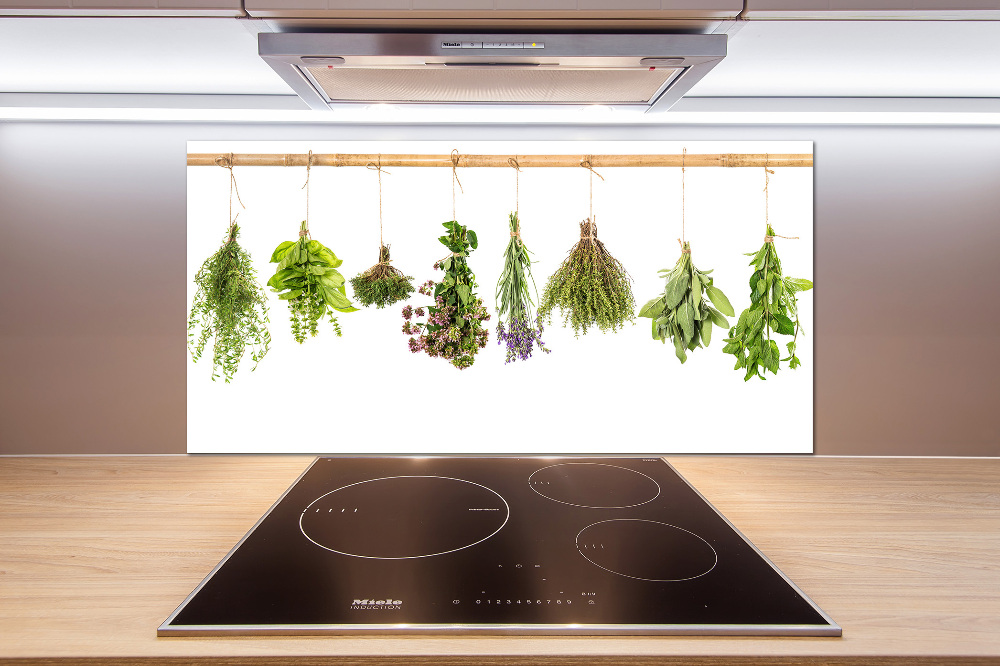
538 219 635 336
268 220 358 343
639 242 735 363
403 221 490 370
188 224 271 382
495 212 550 363
349 244 415 308
722 224 813 380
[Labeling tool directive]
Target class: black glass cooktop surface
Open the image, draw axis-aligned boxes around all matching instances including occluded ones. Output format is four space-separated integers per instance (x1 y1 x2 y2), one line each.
159 457 840 636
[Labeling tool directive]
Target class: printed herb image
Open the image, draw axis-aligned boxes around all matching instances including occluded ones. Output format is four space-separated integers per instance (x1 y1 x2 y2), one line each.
403 220 490 370
639 241 734 363
350 244 415 308
495 211 550 363
187 223 271 382
538 219 635 336
268 220 358 343
722 224 813 380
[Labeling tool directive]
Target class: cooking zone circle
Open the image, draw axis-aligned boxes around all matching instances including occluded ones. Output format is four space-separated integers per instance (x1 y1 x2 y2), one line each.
299 476 509 559
576 519 718 582
528 463 661 508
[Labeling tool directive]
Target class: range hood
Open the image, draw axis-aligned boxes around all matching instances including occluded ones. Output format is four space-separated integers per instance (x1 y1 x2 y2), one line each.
258 32 726 113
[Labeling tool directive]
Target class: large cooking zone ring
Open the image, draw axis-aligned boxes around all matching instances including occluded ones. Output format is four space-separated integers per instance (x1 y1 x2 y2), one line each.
300 475 509 559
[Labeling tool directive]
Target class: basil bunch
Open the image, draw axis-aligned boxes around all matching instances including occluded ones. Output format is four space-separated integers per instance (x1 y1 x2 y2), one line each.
267 221 357 343
723 224 813 380
403 221 490 370
188 224 271 382
639 242 734 363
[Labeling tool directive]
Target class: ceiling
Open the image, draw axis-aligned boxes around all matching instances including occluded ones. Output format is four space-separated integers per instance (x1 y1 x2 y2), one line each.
1 17 999 100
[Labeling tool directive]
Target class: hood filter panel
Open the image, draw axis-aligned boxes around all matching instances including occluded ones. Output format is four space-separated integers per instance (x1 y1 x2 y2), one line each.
304 66 680 104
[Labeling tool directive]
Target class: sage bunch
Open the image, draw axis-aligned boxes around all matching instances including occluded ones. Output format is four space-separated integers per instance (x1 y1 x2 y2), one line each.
722 224 813 380
268 221 357 343
349 244 415 309
538 219 635 336
187 224 271 382
639 241 734 363
495 212 550 363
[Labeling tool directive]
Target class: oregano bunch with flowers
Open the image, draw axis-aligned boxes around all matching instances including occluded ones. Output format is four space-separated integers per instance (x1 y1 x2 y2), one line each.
402 221 490 370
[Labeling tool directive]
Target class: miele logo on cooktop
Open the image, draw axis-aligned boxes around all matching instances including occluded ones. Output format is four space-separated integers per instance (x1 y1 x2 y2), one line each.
350 598 403 610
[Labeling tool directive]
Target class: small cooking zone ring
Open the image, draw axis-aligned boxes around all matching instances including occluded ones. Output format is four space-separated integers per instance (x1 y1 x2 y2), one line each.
576 519 718 582
528 462 661 508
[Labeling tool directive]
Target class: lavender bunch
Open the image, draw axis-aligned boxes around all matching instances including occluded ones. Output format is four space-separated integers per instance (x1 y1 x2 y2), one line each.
495 212 550 363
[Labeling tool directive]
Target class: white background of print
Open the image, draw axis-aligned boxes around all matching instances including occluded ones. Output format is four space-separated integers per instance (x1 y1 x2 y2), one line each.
187 140 813 454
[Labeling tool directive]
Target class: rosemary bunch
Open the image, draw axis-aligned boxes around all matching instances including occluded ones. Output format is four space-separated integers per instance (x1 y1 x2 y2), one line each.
538 219 635 336
187 224 270 382
349 244 415 309
268 221 358 343
495 212 550 363
722 224 813 380
638 242 734 363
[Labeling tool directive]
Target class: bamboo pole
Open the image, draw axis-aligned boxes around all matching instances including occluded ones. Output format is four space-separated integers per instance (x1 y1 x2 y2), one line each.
187 153 812 168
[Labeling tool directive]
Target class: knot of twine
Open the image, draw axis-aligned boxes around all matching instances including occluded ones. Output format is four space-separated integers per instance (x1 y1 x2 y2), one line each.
299 229 309 237
764 233 799 244
580 219 597 241
451 149 464 220
678 239 691 254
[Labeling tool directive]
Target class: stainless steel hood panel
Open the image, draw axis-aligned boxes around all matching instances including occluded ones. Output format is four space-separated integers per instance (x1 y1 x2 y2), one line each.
258 32 726 112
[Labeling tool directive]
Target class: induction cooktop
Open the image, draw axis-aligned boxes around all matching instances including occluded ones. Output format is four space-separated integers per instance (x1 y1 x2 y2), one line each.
159 457 840 636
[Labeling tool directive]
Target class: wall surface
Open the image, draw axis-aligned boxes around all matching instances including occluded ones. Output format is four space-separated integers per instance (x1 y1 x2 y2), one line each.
1 121 998 456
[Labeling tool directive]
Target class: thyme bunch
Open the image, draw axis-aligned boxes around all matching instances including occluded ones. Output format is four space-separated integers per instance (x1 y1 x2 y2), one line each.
723 224 813 380
268 221 358 343
187 224 270 382
349 244 415 308
638 242 734 363
495 212 550 363
538 219 635 336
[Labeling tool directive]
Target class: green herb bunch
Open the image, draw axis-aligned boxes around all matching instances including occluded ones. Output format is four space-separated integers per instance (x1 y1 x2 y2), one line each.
495 212 550 363
639 241 735 363
722 224 814 380
538 219 635 336
267 220 358 343
349 244 415 308
403 221 490 370
187 224 271 382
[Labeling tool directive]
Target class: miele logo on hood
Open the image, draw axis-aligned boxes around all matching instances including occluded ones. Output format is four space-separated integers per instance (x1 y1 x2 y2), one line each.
351 598 403 610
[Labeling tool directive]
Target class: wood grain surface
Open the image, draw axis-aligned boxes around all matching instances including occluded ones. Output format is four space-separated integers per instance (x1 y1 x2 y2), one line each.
0 455 997 665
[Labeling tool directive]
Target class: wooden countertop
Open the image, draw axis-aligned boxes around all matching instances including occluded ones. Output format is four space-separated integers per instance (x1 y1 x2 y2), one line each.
1 455 997 665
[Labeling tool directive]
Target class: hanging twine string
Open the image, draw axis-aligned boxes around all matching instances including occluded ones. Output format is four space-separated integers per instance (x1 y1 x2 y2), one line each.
366 156 391 255
508 157 523 246
215 153 245 234
300 150 314 237
451 149 464 221
761 154 799 243
580 156 604 222
681 147 688 249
